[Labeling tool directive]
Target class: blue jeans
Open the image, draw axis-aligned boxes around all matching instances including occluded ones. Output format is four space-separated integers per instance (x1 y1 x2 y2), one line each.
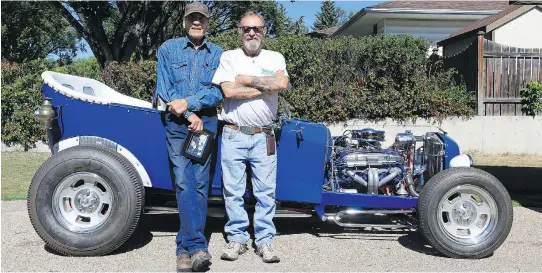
163 111 217 256
221 126 277 247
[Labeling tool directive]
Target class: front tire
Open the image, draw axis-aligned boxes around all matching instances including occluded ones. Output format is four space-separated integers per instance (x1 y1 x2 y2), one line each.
418 167 513 259
27 145 144 256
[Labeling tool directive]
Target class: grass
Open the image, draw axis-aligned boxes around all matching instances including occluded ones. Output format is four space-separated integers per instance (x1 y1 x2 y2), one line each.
1 152 541 207
1 152 51 201
468 152 542 168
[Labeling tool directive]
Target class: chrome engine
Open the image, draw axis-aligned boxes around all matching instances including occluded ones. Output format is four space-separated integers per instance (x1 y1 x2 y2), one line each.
328 128 435 197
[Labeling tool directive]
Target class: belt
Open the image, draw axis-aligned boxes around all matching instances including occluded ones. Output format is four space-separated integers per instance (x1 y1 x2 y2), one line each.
225 124 272 135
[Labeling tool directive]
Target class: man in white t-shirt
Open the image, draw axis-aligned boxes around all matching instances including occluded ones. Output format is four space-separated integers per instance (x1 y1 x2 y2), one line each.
211 11 290 264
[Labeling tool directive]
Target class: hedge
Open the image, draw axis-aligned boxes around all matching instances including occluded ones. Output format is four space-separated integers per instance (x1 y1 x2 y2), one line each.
1 33 475 149
520 81 542 117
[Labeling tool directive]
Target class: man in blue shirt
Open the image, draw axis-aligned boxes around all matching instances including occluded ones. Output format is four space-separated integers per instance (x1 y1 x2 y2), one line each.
153 2 223 272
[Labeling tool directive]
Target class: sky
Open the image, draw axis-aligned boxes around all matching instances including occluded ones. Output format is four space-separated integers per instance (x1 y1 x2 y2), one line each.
282 0 384 27
74 1 385 59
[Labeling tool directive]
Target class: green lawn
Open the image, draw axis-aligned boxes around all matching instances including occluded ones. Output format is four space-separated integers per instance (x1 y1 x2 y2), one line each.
1 152 51 200
2 152 541 206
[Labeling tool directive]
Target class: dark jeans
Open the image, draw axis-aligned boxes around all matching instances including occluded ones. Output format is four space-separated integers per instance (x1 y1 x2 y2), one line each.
163 109 218 256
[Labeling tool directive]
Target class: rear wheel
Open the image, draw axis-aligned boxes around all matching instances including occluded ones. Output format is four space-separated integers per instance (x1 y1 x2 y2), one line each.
27 145 144 256
418 167 513 259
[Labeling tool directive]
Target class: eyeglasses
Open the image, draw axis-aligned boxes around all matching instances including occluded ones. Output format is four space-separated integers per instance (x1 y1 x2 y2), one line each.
238 26 266 34
185 13 208 23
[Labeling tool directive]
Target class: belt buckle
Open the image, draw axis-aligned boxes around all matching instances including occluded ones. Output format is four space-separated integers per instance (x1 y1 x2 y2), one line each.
240 126 255 135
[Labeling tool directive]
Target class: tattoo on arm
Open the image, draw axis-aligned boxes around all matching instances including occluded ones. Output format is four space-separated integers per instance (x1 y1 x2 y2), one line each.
232 83 261 93
226 83 262 99
249 76 286 91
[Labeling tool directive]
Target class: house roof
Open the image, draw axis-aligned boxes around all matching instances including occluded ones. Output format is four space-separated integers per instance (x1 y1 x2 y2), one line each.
438 4 542 46
307 25 342 38
332 1 510 37
369 1 511 12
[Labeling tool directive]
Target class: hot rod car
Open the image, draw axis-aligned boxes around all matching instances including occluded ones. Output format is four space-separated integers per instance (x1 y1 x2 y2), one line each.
28 71 513 259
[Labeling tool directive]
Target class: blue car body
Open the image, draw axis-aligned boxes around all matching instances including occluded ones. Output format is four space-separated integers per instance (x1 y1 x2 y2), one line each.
30 71 514 260
40 73 461 214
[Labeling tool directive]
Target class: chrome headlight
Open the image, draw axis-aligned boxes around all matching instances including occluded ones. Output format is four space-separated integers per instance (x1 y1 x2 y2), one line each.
450 154 473 168
34 98 55 129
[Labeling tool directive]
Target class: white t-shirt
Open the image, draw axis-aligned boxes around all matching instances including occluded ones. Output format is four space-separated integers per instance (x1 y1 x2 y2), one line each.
211 48 288 127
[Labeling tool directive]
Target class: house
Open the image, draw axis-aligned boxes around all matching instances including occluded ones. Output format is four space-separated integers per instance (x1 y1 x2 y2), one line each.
330 1 512 55
437 4 542 56
435 4 542 116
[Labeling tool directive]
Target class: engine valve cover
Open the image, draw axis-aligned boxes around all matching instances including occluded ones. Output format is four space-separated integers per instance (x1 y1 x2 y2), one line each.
342 151 402 167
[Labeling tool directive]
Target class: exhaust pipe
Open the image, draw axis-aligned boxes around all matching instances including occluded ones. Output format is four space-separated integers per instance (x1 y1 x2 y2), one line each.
359 168 381 194
345 167 402 194
344 170 367 187
378 167 402 187
405 170 419 197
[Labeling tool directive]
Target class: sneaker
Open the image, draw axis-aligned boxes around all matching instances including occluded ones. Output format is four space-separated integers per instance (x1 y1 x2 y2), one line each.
176 253 192 272
220 242 249 261
191 250 212 272
256 244 280 263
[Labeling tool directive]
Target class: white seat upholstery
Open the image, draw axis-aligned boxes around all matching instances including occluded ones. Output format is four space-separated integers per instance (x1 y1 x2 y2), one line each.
41 71 153 109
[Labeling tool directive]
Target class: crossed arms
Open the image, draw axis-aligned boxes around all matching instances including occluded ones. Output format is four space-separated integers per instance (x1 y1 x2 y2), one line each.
221 70 290 99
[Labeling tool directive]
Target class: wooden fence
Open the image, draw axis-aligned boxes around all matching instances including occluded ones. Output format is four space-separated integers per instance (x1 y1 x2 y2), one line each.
482 38 542 116
442 32 542 116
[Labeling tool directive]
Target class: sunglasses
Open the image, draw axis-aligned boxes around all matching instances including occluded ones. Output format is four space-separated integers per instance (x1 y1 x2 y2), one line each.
238 26 266 34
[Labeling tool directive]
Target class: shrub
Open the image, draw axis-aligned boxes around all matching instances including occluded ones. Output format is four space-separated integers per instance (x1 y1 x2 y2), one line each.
100 60 157 102
1 59 57 150
2 34 476 148
1 58 101 150
54 58 101 80
520 81 542 117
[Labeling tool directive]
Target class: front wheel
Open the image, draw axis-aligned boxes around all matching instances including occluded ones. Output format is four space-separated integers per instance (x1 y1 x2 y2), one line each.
27 145 144 256
417 167 513 259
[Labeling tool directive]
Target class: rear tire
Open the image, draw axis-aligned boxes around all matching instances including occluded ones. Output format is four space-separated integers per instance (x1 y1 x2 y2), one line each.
418 167 513 259
27 145 144 256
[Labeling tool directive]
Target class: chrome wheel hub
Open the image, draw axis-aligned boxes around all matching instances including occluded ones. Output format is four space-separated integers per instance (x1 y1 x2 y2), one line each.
437 184 498 245
52 172 114 233
452 201 477 226
74 189 101 214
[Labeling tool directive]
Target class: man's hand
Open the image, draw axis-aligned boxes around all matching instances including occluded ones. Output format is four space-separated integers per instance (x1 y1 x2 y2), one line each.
187 114 203 132
167 99 188 117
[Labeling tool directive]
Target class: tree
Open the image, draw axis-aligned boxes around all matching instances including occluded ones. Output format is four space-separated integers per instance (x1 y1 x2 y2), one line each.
52 1 188 69
53 1 298 68
205 1 298 37
313 0 345 31
292 16 310 35
341 10 356 24
1 1 84 63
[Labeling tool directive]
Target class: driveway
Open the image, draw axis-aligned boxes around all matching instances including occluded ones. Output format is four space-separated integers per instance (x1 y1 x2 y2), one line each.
2 200 542 272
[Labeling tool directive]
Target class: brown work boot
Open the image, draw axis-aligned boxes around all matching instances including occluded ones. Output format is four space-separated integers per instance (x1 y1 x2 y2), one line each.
176 253 192 272
191 250 212 272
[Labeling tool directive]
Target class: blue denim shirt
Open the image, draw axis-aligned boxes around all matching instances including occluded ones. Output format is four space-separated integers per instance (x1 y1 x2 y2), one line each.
154 36 223 118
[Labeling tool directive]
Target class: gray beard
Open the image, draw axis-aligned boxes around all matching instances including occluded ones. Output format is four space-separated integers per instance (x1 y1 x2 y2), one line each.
243 40 262 56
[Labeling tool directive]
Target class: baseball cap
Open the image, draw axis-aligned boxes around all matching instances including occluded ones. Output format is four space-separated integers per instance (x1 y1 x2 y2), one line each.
184 2 210 18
